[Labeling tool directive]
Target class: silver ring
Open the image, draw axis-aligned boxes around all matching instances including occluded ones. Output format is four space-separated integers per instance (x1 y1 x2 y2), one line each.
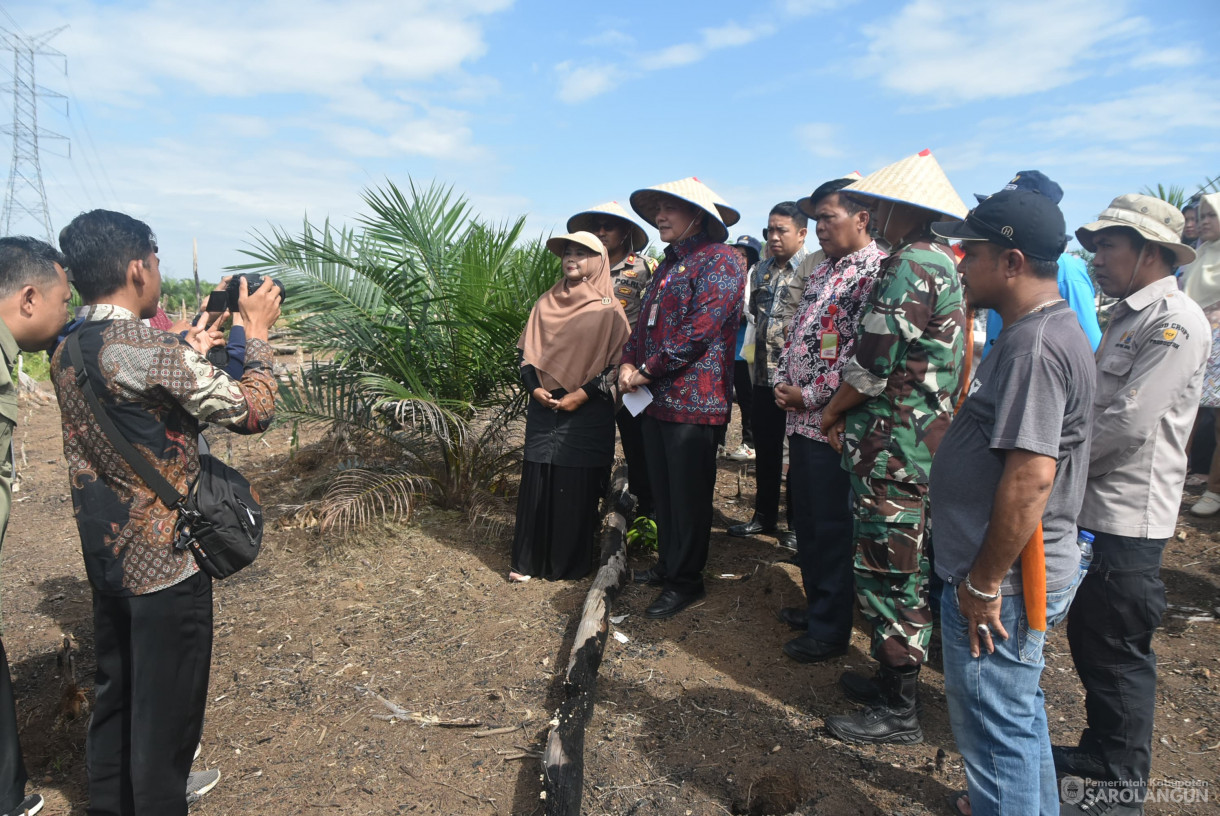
977 623 991 637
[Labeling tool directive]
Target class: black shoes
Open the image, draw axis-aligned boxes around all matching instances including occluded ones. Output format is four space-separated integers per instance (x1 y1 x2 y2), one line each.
826 666 923 745
1052 744 1108 780
727 516 776 537
783 635 847 664
644 587 706 619
632 566 664 586
777 606 808 631
776 531 798 552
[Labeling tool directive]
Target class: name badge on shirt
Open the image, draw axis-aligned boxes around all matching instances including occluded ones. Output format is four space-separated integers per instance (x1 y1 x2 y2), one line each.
819 330 840 360
647 303 659 328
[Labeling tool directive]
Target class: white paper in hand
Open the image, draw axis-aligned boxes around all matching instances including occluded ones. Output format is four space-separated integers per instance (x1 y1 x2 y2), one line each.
622 385 653 417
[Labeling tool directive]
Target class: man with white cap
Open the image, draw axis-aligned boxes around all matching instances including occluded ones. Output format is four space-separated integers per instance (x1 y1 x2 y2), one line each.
819 150 968 744
1055 195 1205 816
929 189 1095 816
568 203 657 520
619 177 745 619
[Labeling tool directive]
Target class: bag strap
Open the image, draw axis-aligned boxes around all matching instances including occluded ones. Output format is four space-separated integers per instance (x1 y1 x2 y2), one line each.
64 330 185 510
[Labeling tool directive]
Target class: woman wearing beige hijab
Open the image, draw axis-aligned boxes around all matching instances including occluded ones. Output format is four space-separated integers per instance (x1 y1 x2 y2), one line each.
1179 194 1220 514
510 232 632 581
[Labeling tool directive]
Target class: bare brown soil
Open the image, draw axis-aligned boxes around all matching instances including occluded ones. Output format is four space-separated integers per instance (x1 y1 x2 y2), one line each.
2 389 1218 815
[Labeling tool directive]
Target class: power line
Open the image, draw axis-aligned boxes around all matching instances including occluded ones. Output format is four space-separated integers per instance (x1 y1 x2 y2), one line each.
0 25 67 241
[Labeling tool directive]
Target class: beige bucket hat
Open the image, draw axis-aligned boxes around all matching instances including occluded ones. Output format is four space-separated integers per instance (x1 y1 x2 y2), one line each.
843 149 968 222
545 230 607 258
630 176 740 243
566 201 649 253
1075 194 1197 267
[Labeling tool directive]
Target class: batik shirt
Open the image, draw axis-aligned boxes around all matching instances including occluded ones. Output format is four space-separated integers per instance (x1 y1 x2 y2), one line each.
840 240 966 484
778 241 885 443
750 247 809 387
51 304 277 596
611 252 657 329
621 233 745 425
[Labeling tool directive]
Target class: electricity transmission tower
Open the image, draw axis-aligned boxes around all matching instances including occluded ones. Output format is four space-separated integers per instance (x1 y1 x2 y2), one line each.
0 26 67 242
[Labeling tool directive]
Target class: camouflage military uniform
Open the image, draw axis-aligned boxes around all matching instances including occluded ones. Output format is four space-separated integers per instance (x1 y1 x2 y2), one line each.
839 240 965 669
611 252 657 330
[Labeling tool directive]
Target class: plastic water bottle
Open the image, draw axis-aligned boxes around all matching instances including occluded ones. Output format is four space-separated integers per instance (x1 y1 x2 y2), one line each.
1077 530 1095 575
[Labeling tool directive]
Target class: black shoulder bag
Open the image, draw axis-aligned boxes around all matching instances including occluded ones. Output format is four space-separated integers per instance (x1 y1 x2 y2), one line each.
65 331 263 579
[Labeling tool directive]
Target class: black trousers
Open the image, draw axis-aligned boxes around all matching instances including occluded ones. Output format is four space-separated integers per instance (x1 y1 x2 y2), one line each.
0 635 28 814
615 407 653 517
1066 531 1168 794
734 361 753 447
88 570 213 816
788 434 854 644
641 416 717 595
750 385 791 527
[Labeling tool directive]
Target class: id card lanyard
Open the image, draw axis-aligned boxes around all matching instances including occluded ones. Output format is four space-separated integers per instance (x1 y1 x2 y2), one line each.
646 264 681 328
818 274 842 361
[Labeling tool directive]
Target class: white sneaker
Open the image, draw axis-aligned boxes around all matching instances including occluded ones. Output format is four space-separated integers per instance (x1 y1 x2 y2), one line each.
727 444 755 462
4 794 43 816
1191 490 1220 516
186 769 220 806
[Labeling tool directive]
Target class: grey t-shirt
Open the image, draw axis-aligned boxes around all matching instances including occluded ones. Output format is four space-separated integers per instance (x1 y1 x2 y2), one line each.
930 302 1095 594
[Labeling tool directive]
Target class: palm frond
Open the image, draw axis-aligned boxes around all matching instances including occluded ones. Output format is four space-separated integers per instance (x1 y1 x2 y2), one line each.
316 468 430 532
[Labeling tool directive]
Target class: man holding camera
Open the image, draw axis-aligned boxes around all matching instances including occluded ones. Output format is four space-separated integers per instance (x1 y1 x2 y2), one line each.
52 210 281 816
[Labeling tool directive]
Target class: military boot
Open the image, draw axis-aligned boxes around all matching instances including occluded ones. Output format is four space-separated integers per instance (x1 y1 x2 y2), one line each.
825 665 923 745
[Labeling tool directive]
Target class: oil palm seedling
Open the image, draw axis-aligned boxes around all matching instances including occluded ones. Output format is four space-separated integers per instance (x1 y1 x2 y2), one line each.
233 179 557 532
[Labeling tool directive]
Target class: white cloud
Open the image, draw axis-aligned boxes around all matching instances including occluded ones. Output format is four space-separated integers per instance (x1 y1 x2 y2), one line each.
37 1 509 107
558 19 775 102
581 29 634 48
795 122 844 158
319 108 485 161
1033 82 1220 145
1132 45 1204 69
781 0 858 16
555 61 625 104
860 0 1140 102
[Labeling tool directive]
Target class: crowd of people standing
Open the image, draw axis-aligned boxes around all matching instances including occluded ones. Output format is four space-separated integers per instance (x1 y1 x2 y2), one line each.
512 152 1215 816
0 153 1213 815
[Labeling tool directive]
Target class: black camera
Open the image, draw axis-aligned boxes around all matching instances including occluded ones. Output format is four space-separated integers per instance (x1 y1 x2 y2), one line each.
205 273 287 314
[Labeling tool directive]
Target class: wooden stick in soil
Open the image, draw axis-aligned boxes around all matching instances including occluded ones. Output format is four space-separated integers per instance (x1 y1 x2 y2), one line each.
542 468 635 816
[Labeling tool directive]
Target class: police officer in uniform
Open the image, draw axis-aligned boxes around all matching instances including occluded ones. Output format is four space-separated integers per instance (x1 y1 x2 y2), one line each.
567 202 657 517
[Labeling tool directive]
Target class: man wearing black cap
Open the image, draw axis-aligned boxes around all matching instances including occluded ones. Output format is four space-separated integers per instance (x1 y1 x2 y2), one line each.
977 171 1101 356
928 190 1096 815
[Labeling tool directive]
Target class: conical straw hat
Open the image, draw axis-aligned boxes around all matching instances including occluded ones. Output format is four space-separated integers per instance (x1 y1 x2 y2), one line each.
566 201 649 253
630 176 740 243
844 150 968 222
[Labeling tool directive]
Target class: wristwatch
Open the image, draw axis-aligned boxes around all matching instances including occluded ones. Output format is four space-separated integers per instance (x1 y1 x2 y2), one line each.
637 364 651 379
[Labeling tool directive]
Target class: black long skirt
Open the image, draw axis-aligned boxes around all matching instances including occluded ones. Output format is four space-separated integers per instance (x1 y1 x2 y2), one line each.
511 461 609 580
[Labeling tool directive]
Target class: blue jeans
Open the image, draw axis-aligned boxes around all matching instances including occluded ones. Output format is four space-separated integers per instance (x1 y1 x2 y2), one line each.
941 574 1081 816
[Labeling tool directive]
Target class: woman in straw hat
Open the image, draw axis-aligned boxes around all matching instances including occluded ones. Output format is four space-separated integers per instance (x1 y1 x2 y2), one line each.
509 232 631 582
816 149 969 746
618 177 745 619
566 202 657 520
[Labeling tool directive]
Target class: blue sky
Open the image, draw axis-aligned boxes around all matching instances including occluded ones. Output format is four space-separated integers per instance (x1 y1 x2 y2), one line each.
5 0 1219 280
